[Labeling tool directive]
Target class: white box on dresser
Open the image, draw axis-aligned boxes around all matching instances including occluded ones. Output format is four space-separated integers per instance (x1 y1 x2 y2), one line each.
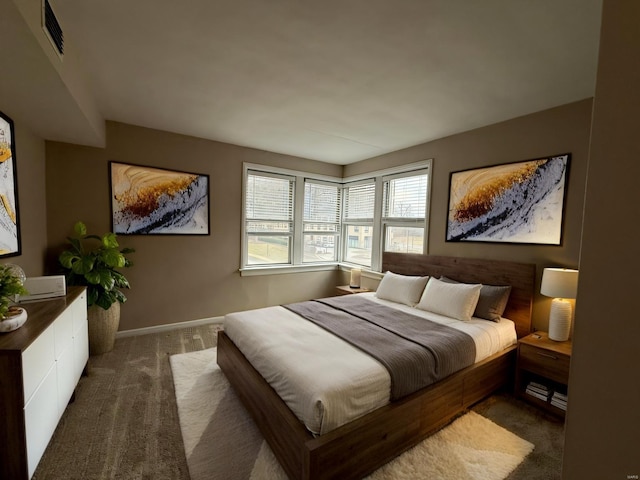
0 287 88 479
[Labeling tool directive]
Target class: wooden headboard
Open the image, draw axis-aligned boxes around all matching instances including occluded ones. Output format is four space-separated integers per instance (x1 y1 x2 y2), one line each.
382 252 535 338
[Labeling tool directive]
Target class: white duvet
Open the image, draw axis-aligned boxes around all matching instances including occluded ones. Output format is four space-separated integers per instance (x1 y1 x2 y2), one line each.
223 292 516 435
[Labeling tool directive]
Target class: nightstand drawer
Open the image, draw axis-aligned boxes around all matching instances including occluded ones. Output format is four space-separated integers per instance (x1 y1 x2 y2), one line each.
519 343 570 383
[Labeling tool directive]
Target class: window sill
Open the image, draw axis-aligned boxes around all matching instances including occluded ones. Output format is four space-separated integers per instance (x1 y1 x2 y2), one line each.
239 263 340 277
240 263 384 279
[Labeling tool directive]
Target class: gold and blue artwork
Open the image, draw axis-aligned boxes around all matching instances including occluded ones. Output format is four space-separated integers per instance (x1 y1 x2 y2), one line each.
446 154 570 245
0 111 21 257
110 162 209 235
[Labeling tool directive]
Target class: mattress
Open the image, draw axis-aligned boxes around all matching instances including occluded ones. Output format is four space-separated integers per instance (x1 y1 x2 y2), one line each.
223 292 517 435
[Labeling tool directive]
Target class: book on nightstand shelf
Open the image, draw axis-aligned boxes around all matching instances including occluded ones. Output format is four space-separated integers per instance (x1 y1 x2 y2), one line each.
524 381 569 410
525 381 553 402
551 391 568 411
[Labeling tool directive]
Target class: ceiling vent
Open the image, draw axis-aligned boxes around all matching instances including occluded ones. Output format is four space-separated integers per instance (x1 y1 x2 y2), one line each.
42 0 64 58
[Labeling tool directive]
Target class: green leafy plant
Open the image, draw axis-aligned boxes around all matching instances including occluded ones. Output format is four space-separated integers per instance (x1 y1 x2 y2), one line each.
59 221 135 310
0 265 28 320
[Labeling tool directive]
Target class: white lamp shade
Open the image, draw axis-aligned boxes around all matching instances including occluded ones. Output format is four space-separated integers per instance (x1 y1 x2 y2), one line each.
540 268 579 299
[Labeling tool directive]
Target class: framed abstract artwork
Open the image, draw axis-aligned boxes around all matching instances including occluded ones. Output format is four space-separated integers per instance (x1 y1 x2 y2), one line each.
446 153 570 245
110 161 210 235
0 111 22 257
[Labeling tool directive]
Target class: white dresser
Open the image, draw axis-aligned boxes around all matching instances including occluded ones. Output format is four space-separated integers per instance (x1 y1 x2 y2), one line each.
0 287 88 479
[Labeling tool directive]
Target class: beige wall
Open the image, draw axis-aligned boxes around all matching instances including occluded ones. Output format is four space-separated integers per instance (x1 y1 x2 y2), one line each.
45 100 591 333
0 121 48 276
45 122 343 331
563 0 640 477
346 99 592 331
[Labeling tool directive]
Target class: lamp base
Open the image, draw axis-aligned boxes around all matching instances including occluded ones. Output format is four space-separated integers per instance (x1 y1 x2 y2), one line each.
548 298 572 341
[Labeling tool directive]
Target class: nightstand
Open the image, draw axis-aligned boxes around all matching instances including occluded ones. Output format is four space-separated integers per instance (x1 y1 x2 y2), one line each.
335 285 371 296
515 332 572 417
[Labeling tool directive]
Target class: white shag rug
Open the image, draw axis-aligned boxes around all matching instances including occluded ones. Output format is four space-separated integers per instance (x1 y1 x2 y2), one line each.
170 348 534 480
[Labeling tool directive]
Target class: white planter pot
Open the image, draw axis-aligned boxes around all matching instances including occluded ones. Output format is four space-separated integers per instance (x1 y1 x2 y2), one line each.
0 307 28 333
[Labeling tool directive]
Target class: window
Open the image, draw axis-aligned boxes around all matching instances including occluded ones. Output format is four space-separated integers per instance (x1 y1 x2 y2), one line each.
245 170 294 265
382 171 429 255
303 180 341 263
342 181 375 267
242 160 431 273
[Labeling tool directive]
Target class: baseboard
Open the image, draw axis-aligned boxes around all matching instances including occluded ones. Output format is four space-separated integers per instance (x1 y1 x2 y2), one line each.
116 316 224 338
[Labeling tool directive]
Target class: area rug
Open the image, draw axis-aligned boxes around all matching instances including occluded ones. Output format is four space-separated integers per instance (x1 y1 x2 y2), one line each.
170 348 534 480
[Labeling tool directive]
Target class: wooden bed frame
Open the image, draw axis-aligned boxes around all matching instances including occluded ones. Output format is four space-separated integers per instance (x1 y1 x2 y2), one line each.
217 253 535 480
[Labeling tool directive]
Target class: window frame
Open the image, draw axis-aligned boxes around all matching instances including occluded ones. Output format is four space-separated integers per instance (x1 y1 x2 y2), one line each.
301 178 342 264
243 169 296 267
241 160 432 276
341 178 376 268
380 168 430 261
242 164 343 274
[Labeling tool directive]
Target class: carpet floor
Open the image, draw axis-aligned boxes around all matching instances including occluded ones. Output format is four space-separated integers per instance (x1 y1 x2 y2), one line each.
33 324 223 480
32 325 565 479
171 348 535 480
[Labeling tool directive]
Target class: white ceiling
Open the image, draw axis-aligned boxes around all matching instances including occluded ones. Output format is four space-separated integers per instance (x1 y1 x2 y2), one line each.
2 0 602 164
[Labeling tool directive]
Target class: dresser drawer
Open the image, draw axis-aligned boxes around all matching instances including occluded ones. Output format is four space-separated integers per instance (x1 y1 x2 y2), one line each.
22 325 56 404
519 343 570 384
24 363 59 479
54 308 74 358
71 291 88 335
74 319 89 381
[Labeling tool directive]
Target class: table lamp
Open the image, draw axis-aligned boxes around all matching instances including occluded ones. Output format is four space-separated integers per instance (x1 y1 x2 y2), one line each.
540 267 579 341
350 268 361 288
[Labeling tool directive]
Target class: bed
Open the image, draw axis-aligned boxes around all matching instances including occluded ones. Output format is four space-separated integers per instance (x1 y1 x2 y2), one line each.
217 253 535 479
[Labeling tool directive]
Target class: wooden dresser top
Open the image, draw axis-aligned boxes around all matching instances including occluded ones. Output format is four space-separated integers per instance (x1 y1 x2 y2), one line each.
0 287 85 353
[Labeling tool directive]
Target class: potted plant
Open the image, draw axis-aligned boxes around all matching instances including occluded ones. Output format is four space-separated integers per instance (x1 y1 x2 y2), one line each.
0 264 29 333
59 221 134 354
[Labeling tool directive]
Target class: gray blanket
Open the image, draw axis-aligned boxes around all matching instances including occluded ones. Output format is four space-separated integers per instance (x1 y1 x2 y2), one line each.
283 295 476 400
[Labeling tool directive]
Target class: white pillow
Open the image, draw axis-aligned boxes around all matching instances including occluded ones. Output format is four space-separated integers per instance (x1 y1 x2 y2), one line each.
375 271 429 307
416 277 482 321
